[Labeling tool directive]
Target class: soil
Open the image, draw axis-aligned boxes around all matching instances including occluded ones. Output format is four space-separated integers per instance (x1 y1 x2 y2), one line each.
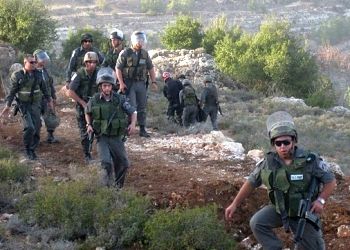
0 90 349 249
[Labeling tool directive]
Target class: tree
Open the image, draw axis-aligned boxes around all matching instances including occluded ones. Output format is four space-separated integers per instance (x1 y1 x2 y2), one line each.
0 0 57 53
161 15 203 50
61 28 108 60
215 19 319 98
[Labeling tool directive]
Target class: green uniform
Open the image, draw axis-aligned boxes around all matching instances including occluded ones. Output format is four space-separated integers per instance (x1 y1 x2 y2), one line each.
179 83 198 127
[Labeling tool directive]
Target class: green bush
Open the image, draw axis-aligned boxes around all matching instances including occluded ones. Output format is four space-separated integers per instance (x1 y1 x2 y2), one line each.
144 205 236 250
61 28 109 60
167 0 194 14
141 0 166 14
0 147 15 160
0 0 57 53
161 15 203 50
215 19 318 99
202 15 229 55
345 87 350 107
305 76 336 108
18 178 152 248
0 159 30 183
313 16 350 45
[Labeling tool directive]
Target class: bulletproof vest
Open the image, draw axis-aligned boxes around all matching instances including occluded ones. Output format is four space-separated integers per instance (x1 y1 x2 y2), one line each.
90 92 128 137
183 85 197 106
260 150 319 217
13 70 42 103
122 48 148 81
37 68 54 97
75 67 99 101
103 49 120 69
204 84 218 106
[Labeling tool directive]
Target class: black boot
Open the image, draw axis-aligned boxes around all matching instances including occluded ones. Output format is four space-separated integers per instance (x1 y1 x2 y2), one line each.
139 125 150 138
47 131 59 143
25 149 36 160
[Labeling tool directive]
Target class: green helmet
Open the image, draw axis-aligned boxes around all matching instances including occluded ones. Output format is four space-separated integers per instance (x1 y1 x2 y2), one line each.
266 111 297 144
96 67 116 86
81 33 93 44
43 111 60 130
33 49 50 63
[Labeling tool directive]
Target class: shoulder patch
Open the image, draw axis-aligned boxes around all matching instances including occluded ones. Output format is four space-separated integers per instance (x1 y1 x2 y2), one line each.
71 50 77 58
71 72 77 81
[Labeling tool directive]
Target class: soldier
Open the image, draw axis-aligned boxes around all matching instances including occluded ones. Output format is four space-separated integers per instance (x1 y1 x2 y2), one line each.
85 67 136 188
200 76 219 130
179 79 198 128
101 29 124 70
67 52 99 163
162 71 183 125
116 31 158 137
225 111 336 250
33 49 60 143
0 55 53 160
65 33 104 86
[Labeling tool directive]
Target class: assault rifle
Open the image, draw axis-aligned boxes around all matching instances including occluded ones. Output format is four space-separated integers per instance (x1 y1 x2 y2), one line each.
88 131 94 156
293 175 321 249
12 96 23 116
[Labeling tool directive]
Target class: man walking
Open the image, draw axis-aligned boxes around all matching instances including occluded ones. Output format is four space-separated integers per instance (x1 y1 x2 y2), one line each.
179 79 198 128
200 76 219 130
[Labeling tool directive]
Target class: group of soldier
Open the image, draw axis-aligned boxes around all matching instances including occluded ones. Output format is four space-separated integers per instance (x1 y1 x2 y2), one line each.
0 28 337 249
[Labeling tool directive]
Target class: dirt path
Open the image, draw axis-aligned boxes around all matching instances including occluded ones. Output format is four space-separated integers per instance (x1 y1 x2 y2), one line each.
0 97 349 249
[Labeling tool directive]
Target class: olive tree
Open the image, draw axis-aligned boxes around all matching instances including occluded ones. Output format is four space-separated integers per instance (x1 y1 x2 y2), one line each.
0 0 57 53
161 15 203 50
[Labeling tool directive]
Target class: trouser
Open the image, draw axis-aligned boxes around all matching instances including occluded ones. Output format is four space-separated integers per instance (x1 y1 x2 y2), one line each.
182 104 198 127
126 80 147 126
97 135 129 188
203 105 218 130
75 105 90 157
21 101 42 151
250 205 325 250
167 101 183 124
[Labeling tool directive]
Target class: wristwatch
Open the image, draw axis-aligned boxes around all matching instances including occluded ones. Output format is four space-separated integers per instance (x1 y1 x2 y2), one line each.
317 197 325 205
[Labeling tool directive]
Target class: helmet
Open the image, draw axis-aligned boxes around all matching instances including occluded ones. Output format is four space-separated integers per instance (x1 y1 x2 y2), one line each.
43 111 60 130
83 52 98 63
162 72 171 80
266 111 297 144
33 49 50 63
9 63 23 74
204 75 212 83
177 74 186 80
182 79 191 86
131 31 147 46
110 29 124 40
96 67 116 86
81 33 93 43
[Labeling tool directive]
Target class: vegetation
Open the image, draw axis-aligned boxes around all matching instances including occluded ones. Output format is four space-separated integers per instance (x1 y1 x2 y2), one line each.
140 0 167 15
0 0 57 53
167 0 194 14
144 205 235 250
312 16 350 45
61 28 108 60
161 15 203 50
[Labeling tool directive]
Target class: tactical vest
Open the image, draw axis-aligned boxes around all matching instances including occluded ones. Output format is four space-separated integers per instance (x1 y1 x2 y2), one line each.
204 85 218 106
103 49 119 69
122 48 148 81
260 150 319 217
75 67 98 101
183 85 197 106
14 70 42 103
90 92 128 137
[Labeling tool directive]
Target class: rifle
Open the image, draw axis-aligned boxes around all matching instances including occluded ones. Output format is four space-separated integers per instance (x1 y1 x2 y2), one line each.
88 131 94 155
217 102 223 116
12 96 23 116
293 175 321 249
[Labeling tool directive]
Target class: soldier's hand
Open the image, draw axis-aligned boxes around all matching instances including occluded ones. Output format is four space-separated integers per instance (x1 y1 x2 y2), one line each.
119 82 127 93
128 123 136 135
310 200 324 214
225 204 237 221
48 100 54 110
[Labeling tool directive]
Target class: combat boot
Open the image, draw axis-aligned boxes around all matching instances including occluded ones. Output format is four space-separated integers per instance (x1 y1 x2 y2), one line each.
25 149 36 160
84 153 92 164
139 125 150 138
47 131 59 143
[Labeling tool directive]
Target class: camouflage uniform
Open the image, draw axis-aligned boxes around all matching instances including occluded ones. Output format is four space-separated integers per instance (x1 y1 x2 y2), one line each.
69 67 99 160
179 80 198 127
101 48 120 70
5 69 50 159
200 77 219 130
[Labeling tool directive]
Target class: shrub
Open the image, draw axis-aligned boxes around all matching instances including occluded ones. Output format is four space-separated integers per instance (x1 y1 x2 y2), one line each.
167 0 194 14
144 205 236 250
141 0 166 14
202 15 229 55
18 178 152 248
0 0 57 53
161 15 203 50
61 28 108 60
0 159 30 183
305 76 336 108
313 16 350 45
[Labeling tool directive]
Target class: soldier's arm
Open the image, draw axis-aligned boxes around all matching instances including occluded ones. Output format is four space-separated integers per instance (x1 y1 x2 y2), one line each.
68 74 87 108
66 50 78 82
5 73 20 107
97 50 104 65
49 75 57 100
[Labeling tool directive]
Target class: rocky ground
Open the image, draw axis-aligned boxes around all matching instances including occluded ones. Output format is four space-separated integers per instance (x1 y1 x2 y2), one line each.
0 88 349 249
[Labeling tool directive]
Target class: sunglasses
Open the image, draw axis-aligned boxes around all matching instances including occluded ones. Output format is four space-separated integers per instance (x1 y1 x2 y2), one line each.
274 140 292 147
86 61 97 64
83 40 92 43
27 61 36 64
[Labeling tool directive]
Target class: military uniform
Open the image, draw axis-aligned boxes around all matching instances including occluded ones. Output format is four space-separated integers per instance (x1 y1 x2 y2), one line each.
85 91 136 187
116 47 153 130
200 81 218 130
69 67 99 160
163 77 183 125
101 48 120 70
5 69 50 159
179 81 198 127
66 46 103 83
248 147 334 250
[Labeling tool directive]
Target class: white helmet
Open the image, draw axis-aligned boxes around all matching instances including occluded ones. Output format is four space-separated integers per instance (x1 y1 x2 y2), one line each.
131 31 147 46
110 29 124 40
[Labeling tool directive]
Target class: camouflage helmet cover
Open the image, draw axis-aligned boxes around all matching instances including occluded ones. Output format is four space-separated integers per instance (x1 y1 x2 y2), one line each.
81 33 93 43
182 79 191 86
266 111 297 143
83 51 98 63
43 111 60 130
96 67 116 86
